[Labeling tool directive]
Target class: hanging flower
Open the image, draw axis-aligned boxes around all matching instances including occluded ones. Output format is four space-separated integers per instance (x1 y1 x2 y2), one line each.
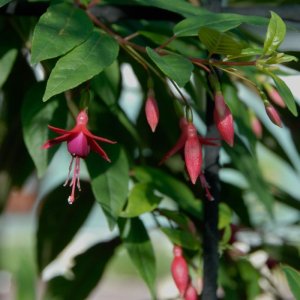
171 245 190 297
145 95 159 132
213 91 234 146
160 118 217 184
42 110 116 204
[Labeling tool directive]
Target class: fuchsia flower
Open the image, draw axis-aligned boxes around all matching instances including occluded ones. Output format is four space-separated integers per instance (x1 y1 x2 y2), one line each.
264 102 282 127
42 110 116 204
171 245 190 297
213 92 234 147
145 95 159 132
160 118 217 184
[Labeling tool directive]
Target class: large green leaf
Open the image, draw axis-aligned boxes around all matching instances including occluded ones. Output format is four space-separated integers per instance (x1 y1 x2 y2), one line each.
101 0 203 17
263 12 286 56
31 3 93 64
0 49 17 88
282 265 300 300
266 71 297 116
198 28 244 56
91 60 121 107
146 47 193 87
37 182 95 272
43 30 119 101
119 218 156 299
0 0 11 8
161 227 200 250
86 145 129 230
45 237 120 300
121 183 162 218
134 166 202 218
21 82 67 177
174 12 267 37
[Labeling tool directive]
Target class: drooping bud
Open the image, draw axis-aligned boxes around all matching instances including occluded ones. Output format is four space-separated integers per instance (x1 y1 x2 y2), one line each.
265 84 285 108
184 284 198 300
171 246 189 297
213 92 234 146
250 115 263 139
145 95 159 132
265 102 282 127
184 123 202 184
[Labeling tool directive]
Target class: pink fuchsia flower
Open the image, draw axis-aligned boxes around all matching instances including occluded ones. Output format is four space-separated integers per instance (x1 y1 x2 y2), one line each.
160 118 217 184
145 95 159 132
264 102 282 127
42 110 116 204
213 92 234 147
171 245 190 297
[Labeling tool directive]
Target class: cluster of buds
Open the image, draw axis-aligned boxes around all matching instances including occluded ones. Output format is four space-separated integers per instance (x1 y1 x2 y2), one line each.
42 110 116 204
171 245 198 300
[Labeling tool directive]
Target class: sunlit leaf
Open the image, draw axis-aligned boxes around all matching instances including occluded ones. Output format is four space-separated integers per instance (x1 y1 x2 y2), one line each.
146 47 193 87
86 145 129 230
0 49 17 88
31 3 93 64
263 11 286 56
198 28 244 56
282 265 300 300
43 30 119 101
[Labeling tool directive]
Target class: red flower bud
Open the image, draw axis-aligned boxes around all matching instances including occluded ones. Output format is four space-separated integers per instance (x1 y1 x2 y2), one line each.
266 86 285 108
213 92 234 146
184 284 198 300
265 103 282 127
250 115 263 139
184 123 202 184
171 247 189 297
145 96 159 132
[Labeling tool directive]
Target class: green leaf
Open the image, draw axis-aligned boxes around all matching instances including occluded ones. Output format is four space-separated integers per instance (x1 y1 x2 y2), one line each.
119 218 156 299
45 237 120 300
218 203 232 230
263 12 286 56
174 12 267 37
31 3 93 64
91 60 121 107
0 0 11 8
134 166 202 218
198 28 244 56
161 227 200 250
282 265 300 300
101 0 203 17
43 30 119 101
21 82 67 177
37 182 94 272
266 71 297 116
146 47 193 87
158 208 191 231
121 183 162 218
0 49 17 88
86 145 129 230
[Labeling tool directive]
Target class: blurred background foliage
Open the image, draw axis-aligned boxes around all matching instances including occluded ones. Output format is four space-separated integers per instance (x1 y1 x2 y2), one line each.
0 0 300 299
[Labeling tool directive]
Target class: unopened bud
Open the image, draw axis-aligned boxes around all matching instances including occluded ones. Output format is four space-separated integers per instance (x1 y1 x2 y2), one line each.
265 102 282 127
145 96 159 132
184 284 198 300
250 115 263 139
214 92 234 146
265 84 285 108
